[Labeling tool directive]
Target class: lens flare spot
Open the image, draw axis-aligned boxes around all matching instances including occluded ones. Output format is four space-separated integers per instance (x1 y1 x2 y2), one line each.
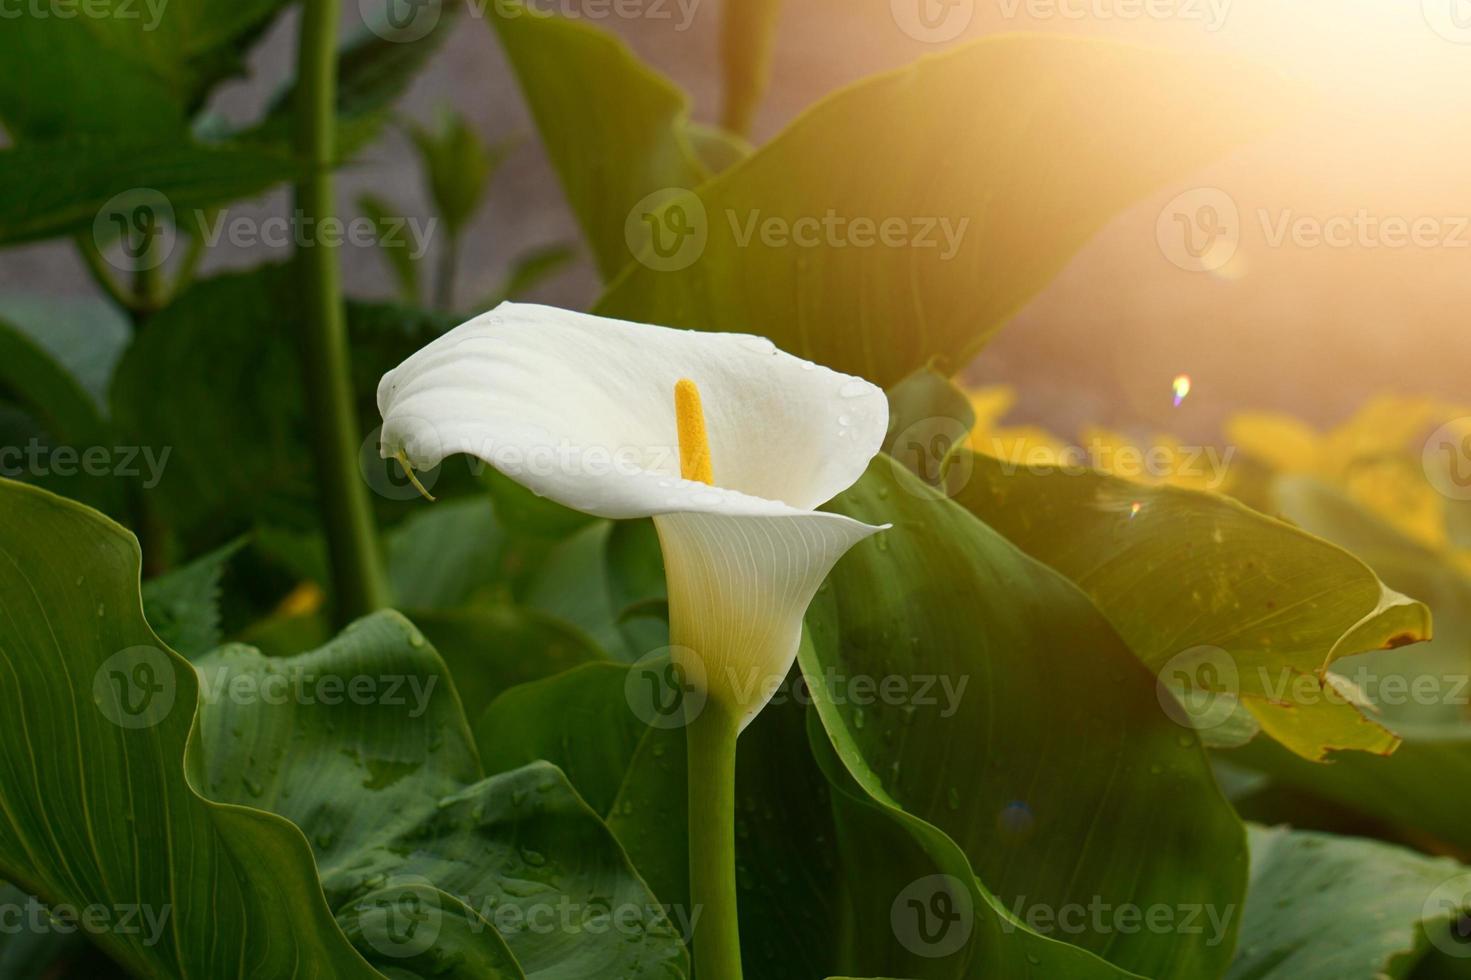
1172 374 1192 407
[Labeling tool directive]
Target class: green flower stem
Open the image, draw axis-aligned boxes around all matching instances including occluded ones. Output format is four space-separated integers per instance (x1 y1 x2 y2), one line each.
293 0 390 620
686 700 744 980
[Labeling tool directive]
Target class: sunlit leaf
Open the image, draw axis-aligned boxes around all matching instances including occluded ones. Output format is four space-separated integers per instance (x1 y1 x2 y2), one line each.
1227 477 1471 851
950 451 1431 760
599 34 1300 386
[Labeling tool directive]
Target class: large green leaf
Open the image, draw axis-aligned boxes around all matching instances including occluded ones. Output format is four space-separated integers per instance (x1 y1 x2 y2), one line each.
950 451 1432 760
0 137 301 246
196 621 688 978
0 477 689 977
1231 825 1471 980
806 705 1143 980
0 479 378 975
484 0 707 279
598 35 1298 386
805 456 1247 979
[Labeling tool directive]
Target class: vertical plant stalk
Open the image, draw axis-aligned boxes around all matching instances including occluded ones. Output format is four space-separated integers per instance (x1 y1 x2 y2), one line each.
294 0 390 619
686 700 744 980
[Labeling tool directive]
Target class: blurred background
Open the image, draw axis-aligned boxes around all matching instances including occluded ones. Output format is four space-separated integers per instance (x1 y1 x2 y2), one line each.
3 0 1467 443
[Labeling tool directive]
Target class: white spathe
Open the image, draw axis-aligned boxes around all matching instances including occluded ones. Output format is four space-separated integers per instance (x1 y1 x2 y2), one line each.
379 303 888 728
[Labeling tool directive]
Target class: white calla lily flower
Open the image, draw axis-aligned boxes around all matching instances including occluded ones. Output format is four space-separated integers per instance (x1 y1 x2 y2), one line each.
377 302 889 729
